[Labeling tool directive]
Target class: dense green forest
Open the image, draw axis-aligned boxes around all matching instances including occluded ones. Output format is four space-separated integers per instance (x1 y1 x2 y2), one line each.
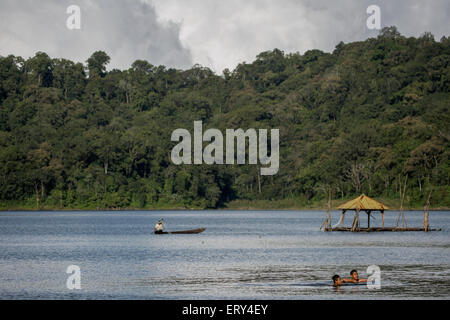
0 27 449 210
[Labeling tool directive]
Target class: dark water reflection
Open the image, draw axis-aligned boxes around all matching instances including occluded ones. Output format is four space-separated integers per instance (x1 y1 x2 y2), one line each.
0 210 449 299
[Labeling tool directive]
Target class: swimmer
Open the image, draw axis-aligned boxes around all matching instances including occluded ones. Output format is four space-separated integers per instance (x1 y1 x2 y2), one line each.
332 274 343 287
343 269 367 284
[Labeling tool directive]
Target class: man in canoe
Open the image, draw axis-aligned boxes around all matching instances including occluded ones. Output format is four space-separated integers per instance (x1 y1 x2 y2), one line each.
343 269 368 284
154 219 164 234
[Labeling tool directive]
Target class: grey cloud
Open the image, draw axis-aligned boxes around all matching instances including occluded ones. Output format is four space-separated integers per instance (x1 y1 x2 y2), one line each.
1 0 449 73
152 0 450 72
0 0 192 69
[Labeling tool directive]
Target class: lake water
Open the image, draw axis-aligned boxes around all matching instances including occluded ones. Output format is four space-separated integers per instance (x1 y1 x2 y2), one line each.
0 210 449 300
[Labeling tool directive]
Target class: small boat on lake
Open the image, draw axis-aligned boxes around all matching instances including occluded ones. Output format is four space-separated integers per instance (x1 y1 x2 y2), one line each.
155 228 206 235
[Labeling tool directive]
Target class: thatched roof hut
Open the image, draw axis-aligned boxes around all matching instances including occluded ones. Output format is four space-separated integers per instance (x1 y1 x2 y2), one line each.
326 193 440 232
336 194 390 231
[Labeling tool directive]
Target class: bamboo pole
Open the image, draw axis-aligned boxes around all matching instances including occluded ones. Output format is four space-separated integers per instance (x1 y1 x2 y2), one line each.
423 190 432 232
320 188 332 231
326 190 331 229
351 208 360 232
396 175 408 228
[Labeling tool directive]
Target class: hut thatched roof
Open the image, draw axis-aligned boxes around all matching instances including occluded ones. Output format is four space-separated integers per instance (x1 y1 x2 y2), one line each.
337 194 390 211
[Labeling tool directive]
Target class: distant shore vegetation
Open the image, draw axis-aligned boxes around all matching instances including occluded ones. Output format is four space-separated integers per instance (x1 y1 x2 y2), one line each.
0 27 449 210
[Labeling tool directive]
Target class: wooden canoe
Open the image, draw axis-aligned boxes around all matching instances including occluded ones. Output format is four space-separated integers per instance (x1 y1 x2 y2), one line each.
155 228 206 235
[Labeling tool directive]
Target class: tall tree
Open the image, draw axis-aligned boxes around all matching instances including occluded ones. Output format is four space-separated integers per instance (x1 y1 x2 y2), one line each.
86 51 110 78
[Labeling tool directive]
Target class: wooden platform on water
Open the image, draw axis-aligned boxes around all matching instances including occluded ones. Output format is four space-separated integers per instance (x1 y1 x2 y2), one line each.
324 227 441 232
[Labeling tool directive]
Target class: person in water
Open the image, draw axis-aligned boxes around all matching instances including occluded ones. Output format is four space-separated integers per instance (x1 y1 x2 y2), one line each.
332 274 343 287
343 269 368 284
154 219 164 234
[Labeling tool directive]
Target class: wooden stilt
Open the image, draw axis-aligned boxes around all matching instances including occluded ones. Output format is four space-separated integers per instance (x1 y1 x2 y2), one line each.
366 210 373 229
423 190 432 232
351 209 360 232
396 175 408 229
424 212 429 232
320 190 332 231
340 210 346 227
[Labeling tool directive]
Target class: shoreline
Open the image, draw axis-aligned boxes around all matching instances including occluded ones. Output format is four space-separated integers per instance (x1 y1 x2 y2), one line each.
1 206 448 212
1 196 448 212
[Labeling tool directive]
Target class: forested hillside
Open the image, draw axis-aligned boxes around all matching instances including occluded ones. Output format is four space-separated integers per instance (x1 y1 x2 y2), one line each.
0 27 449 209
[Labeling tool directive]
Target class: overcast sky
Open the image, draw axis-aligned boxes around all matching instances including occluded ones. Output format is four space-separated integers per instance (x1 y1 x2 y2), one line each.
0 0 449 73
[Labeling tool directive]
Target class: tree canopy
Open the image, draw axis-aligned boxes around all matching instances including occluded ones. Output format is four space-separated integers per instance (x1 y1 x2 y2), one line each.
0 28 449 209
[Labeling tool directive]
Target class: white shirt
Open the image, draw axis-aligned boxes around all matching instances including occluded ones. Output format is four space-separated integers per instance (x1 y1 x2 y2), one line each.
155 222 163 232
